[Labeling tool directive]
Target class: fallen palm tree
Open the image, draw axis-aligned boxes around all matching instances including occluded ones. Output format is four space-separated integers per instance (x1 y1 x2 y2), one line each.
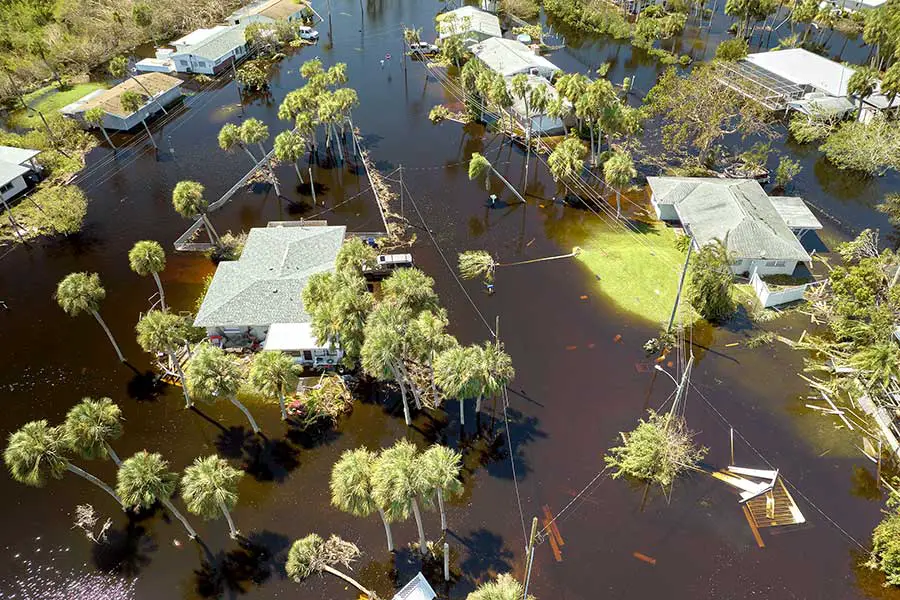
457 248 581 284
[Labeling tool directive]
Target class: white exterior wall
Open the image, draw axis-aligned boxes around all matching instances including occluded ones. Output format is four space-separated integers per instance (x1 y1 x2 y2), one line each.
730 258 798 276
649 195 679 221
0 175 27 202
528 114 565 135
101 85 183 131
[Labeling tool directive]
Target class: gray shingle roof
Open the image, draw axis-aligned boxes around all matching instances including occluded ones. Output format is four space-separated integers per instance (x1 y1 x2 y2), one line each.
471 38 561 78
647 176 811 262
194 225 345 328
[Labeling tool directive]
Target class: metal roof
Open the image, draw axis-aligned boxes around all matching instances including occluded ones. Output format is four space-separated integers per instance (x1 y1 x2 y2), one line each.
0 146 40 166
393 573 436 600
470 37 561 78
787 95 856 116
194 225 345 328
716 60 805 110
746 49 854 98
437 6 501 41
0 161 30 186
174 24 248 61
648 177 811 262
769 196 823 230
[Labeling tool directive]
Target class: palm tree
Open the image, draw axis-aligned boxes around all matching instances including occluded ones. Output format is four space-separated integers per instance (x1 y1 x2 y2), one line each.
119 90 156 149
181 455 243 538
547 136 586 200
274 130 307 183
381 268 438 314
468 573 532 600
434 345 481 427
135 310 192 407
109 55 168 115
848 66 879 118
56 272 125 363
880 62 900 108
410 309 457 406
472 341 515 415
330 448 396 551
117 451 198 539
248 350 294 420
128 240 167 310
5 420 122 506
286 534 377 599
84 107 115 148
172 180 220 245
335 237 378 275
62 397 123 465
603 150 637 219
468 152 524 202
240 119 280 196
218 123 259 164
372 440 428 555
186 343 260 434
546 96 569 135
361 306 415 425
420 445 462 531
458 250 497 283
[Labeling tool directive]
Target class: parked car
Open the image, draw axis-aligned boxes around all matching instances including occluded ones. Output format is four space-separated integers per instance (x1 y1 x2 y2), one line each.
298 26 319 41
409 41 439 55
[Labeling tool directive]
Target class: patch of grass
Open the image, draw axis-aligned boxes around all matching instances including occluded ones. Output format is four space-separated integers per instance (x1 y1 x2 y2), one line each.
577 219 687 325
8 82 108 130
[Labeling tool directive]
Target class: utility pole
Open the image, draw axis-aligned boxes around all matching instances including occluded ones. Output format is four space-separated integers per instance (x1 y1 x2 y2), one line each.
399 164 404 219
666 239 693 334
309 167 316 204
522 516 539 600
669 355 694 418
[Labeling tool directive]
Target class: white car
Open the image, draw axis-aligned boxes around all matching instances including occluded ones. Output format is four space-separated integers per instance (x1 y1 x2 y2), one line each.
409 41 439 55
298 26 319 41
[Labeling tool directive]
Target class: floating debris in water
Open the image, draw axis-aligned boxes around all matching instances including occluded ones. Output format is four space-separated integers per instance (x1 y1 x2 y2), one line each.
0 546 136 599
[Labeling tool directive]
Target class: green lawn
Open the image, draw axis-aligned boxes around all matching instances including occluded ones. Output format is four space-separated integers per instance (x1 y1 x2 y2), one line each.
8 82 108 130
576 219 688 326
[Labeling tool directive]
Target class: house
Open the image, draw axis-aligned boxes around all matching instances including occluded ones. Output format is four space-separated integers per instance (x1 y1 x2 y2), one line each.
507 74 568 134
470 37 561 81
226 0 309 25
436 6 502 48
392 573 436 600
60 73 183 131
647 177 821 276
0 146 42 204
170 24 250 75
719 48 899 119
193 223 346 368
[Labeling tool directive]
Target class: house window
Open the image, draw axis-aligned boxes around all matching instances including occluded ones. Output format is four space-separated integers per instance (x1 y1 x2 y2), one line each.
775 260 786 267
179 59 188 66
0 182 13 193
765 260 777 267
197 61 206 67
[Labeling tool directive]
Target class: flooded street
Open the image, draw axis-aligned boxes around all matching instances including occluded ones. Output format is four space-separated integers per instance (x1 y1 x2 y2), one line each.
1 0 899 598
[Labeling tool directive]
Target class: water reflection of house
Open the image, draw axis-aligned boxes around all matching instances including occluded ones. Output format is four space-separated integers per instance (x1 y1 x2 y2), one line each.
470 37 561 81
193 223 345 368
60 73 183 131
0 146 42 204
648 177 822 277
436 6 501 48
718 48 899 121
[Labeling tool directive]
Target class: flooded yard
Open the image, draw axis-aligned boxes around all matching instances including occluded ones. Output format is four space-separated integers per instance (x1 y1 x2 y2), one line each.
1 0 899 598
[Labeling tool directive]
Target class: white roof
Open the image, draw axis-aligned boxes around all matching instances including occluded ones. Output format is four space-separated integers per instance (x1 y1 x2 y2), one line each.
745 49 854 97
263 322 326 351
0 146 40 165
0 162 29 186
393 573 436 600
471 37 561 78
172 26 230 48
437 6 502 41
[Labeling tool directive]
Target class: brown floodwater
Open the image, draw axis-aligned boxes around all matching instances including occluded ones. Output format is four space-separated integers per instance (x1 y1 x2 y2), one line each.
1 0 899 598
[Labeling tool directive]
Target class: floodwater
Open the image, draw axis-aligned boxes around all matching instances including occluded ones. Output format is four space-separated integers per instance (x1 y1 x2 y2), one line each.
1 0 899 598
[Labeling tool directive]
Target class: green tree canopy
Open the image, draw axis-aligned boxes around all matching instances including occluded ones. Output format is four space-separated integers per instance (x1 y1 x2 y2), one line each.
61 397 123 463
688 240 735 322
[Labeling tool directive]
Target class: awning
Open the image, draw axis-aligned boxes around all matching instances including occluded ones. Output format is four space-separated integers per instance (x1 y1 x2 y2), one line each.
787 96 855 116
262 322 325 351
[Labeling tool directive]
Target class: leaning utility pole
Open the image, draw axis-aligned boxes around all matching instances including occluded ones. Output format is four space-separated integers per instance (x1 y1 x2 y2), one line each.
522 516 538 600
669 355 694 418
666 239 693 333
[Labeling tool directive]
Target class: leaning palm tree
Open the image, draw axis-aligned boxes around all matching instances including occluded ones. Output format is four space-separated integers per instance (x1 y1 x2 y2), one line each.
128 240 167 310
434 345 480 427
219 123 259 164
119 90 156 149
84 107 115 148
56 272 125 363
420 445 463 532
61 397 124 465
186 343 260 434
467 573 532 600
248 350 294 420
330 448 397 551
117 451 198 539
286 533 377 599
372 440 428 555
136 310 192 407
5 420 122 506
274 130 307 183
458 250 497 284
172 180 220 245
240 119 280 196
468 152 524 202
181 455 243 538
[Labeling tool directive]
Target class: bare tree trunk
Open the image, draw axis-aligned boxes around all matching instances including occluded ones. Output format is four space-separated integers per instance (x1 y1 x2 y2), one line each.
104 442 121 466
99 126 116 149
218 498 239 538
293 161 304 183
322 565 375 598
229 396 260 433
2 197 27 243
398 361 422 410
475 393 483 414
459 396 465 426
66 462 122 506
91 310 125 362
378 507 394 552
171 347 192 408
161 497 198 539
141 119 157 149
411 496 428 555
437 488 447 531
277 389 287 420
389 363 412 425
151 271 166 310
